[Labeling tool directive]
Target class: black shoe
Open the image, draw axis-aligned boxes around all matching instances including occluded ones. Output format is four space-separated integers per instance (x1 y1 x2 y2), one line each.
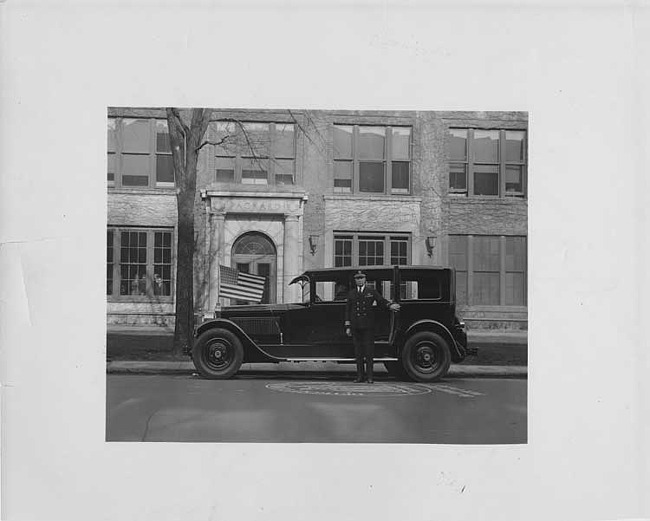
367 378 374 384
354 377 364 383
366 361 374 384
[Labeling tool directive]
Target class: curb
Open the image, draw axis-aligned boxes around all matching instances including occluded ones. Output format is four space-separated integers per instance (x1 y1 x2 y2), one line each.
106 361 527 378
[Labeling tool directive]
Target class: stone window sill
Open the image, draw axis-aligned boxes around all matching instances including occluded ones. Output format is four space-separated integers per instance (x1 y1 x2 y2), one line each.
109 187 177 196
324 194 422 203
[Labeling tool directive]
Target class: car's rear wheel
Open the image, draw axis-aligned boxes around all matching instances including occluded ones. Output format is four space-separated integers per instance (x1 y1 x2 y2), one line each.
401 331 451 382
192 328 244 379
384 361 409 380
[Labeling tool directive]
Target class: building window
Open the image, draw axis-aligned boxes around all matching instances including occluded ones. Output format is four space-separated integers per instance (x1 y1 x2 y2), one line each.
333 125 411 195
334 236 353 267
390 236 409 265
107 117 175 189
448 235 467 304
448 128 526 197
505 236 526 305
211 121 295 186
107 230 114 295
448 235 527 306
155 120 174 187
107 227 173 299
473 236 501 304
107 120 116 187
334 233 411 267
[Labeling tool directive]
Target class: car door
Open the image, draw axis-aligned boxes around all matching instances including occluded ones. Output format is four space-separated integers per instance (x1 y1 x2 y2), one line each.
275 277 354 358
307 279 354 357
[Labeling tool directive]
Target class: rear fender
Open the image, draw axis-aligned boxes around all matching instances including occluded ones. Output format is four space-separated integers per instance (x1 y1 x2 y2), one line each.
403 319 466 362
194 319 279 363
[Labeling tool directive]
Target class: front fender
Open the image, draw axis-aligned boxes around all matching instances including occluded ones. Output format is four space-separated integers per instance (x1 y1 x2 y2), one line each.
194 319 280 363
403 319 466 362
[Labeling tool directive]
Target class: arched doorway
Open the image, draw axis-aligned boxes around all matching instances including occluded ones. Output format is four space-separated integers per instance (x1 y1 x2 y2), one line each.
232 232 277 304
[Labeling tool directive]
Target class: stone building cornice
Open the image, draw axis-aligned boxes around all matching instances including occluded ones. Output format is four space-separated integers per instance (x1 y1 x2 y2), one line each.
201 189 308 202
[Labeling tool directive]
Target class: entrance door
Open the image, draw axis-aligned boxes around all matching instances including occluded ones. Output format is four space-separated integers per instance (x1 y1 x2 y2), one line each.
232 233 277 304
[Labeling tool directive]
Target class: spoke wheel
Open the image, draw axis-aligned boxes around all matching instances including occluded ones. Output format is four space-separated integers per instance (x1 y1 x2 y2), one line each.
402 331 451 382
192 328 243 379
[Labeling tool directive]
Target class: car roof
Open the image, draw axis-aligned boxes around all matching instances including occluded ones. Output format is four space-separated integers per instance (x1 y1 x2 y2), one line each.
305 265 451 274
289 265 453 284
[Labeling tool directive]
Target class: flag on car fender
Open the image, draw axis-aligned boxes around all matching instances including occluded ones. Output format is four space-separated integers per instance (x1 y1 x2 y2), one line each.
219 265 265 303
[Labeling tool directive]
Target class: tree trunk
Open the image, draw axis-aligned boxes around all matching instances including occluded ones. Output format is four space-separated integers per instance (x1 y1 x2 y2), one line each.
172 189 196 355
166 108 212 356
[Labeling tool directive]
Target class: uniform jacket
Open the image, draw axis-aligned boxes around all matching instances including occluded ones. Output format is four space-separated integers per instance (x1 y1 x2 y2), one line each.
345 286 392 330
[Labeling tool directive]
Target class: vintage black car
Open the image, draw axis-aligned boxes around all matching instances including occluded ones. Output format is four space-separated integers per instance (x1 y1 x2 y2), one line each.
192 266 472 382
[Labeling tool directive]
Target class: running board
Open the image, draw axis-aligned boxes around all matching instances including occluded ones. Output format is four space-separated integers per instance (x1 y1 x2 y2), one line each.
284 357 399 362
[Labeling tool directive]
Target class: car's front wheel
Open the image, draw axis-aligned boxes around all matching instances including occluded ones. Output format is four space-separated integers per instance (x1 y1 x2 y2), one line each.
192 328 244 379
401 331 451 382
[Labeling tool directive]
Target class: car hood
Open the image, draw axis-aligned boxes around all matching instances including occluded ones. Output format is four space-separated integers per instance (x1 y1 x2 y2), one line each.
219 303 306 316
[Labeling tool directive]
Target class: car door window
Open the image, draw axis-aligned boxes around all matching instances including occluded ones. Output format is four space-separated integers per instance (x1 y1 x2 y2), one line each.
400 273 442 300
315 281 351 302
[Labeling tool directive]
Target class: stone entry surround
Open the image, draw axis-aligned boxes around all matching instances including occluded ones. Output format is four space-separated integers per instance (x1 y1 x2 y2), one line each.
201 189 308 312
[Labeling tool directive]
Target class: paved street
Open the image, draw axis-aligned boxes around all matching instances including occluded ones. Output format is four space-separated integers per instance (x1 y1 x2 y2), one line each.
106 373 526 444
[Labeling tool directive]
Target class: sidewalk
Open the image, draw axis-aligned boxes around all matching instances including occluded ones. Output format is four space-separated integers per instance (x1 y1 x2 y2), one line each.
106 325 527 378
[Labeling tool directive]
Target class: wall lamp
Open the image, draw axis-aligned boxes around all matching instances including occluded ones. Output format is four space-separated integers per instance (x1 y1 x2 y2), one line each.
309 235 319 255
425 236 436 257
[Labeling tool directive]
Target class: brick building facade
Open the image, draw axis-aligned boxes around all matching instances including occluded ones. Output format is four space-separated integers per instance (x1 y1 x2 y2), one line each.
107 108 527 330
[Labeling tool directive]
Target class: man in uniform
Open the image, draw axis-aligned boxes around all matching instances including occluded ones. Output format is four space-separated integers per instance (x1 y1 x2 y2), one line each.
344 270 400 383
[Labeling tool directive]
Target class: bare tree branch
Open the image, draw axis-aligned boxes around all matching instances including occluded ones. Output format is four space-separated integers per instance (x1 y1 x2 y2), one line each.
170 107 190 134
196 136 229 153
289 109 330 158
166 107 188 168
215 117 268 172
198 108 212 139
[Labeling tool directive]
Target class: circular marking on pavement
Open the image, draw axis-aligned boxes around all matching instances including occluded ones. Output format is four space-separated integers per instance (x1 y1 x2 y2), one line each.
266 381 432 397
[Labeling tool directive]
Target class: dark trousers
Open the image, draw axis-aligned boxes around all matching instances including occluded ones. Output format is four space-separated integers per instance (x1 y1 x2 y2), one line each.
352 327 375 380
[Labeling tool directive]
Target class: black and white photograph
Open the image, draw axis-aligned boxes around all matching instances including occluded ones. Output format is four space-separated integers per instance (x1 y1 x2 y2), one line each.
105 107 528 443
2 2 647 521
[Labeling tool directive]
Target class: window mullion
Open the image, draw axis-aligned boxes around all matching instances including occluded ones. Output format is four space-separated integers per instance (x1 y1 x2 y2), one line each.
149 119 155 188
468 129 474 196
269 122 276 185
171 231 176 297
522 236 527 306
499 130 506 197
500 235 506 306
386 128 391 195
384 235 389 266
523 132 528 197
353 126 359 194
118 229 124 297
116 119 123 189
467 235 474 305
111 229 119 297
148 230 154 295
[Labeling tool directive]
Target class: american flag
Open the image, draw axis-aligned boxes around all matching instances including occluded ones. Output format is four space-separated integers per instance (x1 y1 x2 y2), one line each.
219 265 266 303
